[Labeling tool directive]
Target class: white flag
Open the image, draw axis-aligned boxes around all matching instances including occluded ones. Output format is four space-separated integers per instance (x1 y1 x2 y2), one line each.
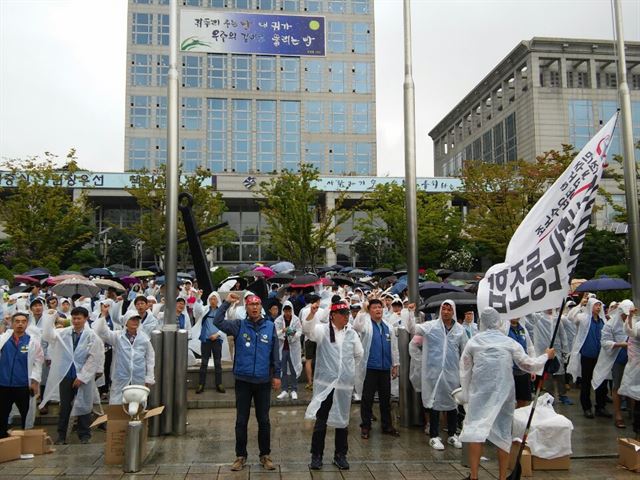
477 113 619 318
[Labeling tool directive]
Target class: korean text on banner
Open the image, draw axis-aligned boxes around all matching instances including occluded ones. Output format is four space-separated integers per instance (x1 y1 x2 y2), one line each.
477 113 619 318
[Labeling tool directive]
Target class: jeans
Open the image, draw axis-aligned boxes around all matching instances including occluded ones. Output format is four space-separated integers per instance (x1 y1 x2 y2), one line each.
234 379 271 457
58 377 91 441
0 386 30 438
310 389 348 457
199 341 222 387
360 369 392 430
429 408 458 438
281 349 297 392
580 355 607 411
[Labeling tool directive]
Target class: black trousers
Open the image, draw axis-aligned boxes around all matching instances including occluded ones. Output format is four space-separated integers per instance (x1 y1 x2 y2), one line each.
58 377 91 441
0 386 30 438
360 368 392 430
580 356 607 411
235 379 271 457
429 408 458 438
310 389 348 457
199 341 222 387
99 348 113 394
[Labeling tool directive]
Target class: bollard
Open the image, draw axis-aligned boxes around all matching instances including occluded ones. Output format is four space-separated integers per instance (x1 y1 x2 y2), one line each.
161 326 176 435
173 328 188 435
123 421 144 473
148 329 163 437
398 327 413 428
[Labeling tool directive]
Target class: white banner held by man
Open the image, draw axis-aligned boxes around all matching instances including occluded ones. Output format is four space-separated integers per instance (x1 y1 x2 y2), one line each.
477 113 619 319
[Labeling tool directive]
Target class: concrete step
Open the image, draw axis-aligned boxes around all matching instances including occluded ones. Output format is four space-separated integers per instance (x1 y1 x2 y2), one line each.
186 361 306 389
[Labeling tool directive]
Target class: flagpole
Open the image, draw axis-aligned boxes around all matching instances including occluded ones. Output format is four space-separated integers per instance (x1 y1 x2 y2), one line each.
613 0 640 305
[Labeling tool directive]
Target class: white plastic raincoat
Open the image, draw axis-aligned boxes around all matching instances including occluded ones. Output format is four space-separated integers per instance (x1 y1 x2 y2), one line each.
274 301 303 380
406 300 467 411
189 292 231 361
459 307 549 452
93 314 155 404
303 314 363 428
39 312 104 416
592 303 629 390
408 335 423 392
567 298 605 380
618 300 639 400
531 310 568 374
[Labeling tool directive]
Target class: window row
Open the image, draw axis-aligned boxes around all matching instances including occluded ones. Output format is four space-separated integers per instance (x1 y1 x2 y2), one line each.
131 54 373 94
133 0 370 15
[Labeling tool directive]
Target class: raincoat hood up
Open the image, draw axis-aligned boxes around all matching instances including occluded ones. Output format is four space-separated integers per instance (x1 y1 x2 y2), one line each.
189 292 231 362
591 303 630 390
567 297 605 380
274 301 303 379
617 301 640 400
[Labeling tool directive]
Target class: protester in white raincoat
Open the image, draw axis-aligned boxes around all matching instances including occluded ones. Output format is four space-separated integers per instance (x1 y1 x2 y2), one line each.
405 300 467 450
190 292 232 367
40 307 104 444
616 301 640 434
113 296 160 336
274 301 302 400
459 307 553 480
0 312 44 437
460 311 478 339
93 310 155 405
408 335 423 393
303 300 363 471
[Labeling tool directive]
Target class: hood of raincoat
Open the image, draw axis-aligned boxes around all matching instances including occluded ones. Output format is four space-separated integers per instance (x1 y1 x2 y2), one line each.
618 299 635 316
587 297 606 322
207 291 221 306
479 307 505 331
438 299 457 323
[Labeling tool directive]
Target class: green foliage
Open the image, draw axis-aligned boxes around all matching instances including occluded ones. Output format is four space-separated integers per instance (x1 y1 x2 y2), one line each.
594 264 629 279
256 164 350 269
12 262 29 275
598 141 640 223
354 183 462 269
422 269 440 282
124 165 230 267
0 265 14 282
441 246 475 272
572 228 627 279
0 151 95 269
210 266 230 289
71 248 100 268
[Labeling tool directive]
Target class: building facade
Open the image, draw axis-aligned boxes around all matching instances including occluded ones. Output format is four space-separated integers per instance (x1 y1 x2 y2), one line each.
125 0 376 176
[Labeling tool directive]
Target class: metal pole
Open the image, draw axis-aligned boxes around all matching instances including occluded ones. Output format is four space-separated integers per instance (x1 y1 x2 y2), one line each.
148 329 163 437
123 421 144 473
614 0 640 305
173 329 188 435
161 327 176 435
403 0 419 305
164 0 179 334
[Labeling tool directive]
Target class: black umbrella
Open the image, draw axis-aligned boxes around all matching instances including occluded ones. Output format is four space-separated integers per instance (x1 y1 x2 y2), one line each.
393 270 407 277
331 274 354 286
22 268 50 280
290 274 321 288
435 268 454 278
268 273 294 284
246 277 269 303
419 281 465 299
448 271 484 281
422 292 477 318
379 275 397 285
372 268 394 277
86 267 114 278
9 284 31 295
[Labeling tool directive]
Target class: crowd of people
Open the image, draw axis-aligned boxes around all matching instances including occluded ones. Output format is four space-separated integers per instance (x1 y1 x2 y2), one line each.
0 274 637 480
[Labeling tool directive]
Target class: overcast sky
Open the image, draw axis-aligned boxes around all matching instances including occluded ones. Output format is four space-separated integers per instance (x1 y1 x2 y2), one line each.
1 0 639 176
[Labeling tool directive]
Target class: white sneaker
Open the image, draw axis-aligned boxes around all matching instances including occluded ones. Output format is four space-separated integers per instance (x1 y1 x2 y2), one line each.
447 435 462 449
429 437 445 450
290 391 298 400
276 391 289 400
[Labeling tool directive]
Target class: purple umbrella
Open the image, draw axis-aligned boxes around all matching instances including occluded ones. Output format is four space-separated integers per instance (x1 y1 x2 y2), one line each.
118 276 141 288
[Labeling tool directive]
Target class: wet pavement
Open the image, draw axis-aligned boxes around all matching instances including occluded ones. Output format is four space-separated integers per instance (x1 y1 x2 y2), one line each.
1 387 637 479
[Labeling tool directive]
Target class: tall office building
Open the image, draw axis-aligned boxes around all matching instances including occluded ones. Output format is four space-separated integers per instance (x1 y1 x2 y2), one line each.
125 0 376 176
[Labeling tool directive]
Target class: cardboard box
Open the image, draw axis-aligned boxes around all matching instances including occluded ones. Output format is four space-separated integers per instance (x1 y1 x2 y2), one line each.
618 438 640 472
509 441 532 477
531 454 571 470
0 437 21 463
90 405 164 465
9 429 54 455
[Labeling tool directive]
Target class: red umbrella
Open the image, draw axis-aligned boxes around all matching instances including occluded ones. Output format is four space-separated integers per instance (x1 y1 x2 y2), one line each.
321 277 335 286
13 275 40 285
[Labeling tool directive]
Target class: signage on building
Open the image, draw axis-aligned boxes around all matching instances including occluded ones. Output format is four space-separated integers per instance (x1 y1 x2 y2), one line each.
180 10 325 57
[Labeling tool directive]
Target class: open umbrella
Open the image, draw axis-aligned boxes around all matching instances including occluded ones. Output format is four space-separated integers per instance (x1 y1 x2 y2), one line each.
435 268 454 278
372 268 394 277
290 274 321 288
570 278 587 293
117 276 140 288
448 271 484 281
43 274 87 286
418 281 465 299
268 273 294 284
85 267 114 278
575 276 632 292
22 268 50 280
271 261 295 273
52 278 100 298
349 269 368 278
9 285 31 295
423 292 477 319
254 266 275 279
391 281 408 295
331 274 354 287
93 278 126 293
131 270 156 278
13 275 40 285
108 264 133 274
321 277 335 287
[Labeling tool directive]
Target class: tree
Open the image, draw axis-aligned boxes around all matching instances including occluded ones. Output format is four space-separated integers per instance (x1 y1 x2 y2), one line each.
572 227 627 279
256 164 350 270
354 183 462 269
598 141 640 223
124 165 229 268
0 152 94 269
460 146 575 263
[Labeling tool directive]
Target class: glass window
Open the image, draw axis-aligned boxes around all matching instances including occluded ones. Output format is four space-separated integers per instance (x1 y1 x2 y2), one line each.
352 0 369 13
493 123 504 164
133 0 151 3
129 138 151 171
242 244 259 262
327 22 346 54
181 139 202 172
329 61 345 93
156 96 167 129
352 103 370 134
157 55 169 87
158 0 169 4
354 143 371 174
330 143 347 174
568 100 593 151
155 138 167 167
207 98 227 172
232 55 252 90
599 101 621 156
130 96 151 129
472 138 481 160
330 102 346 134
353 62 371 93
505 113 517 161
256 56 276 91
131 54 152 86
306 143 324 171
465 144 473 162
352 23 371 54
281 101 301 171
181 97 202 130
305 0 322 12
157 14 169 46
281 57 300 92
207 54 227 89
282 0 299 11
232 99 251 173
257 100 276 172
132 13 152 45
209 0 225 6
182 56 202 88
257 0 274 9
482 130 492 162
328 0 345 13
232 0 250 7
305 101 323 133
184 0 202 5
304 59 323 92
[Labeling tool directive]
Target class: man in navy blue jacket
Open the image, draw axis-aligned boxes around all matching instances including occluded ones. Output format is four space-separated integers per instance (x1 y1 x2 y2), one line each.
214 292 281 472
